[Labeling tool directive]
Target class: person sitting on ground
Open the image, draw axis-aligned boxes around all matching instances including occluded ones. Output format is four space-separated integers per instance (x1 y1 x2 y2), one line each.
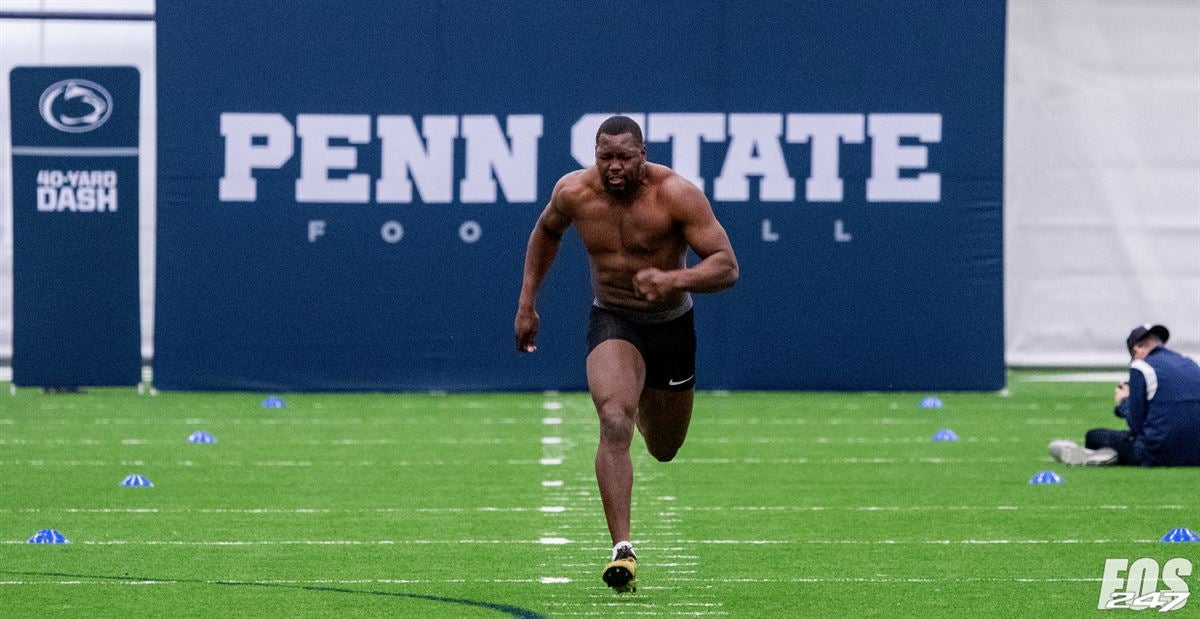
1050 324 1200 466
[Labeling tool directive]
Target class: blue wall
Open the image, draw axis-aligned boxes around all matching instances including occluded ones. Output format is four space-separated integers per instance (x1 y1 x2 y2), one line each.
155 1 1005 391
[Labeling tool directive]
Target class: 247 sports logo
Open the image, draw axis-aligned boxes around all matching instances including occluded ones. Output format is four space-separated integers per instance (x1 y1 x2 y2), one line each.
1099 558 1192 612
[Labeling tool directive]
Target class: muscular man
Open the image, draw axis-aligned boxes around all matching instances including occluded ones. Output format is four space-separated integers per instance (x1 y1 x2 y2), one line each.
515 116 738 593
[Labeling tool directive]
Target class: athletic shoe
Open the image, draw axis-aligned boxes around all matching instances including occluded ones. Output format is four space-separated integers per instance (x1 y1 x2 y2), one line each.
603 546 637 593
1048 439 1079 461
1050 441 1118 466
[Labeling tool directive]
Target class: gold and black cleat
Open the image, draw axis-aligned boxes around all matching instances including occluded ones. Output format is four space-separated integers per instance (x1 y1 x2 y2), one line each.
603 546 637 593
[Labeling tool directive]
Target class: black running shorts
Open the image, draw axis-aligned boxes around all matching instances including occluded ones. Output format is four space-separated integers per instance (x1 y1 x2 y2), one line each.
586 303 696 391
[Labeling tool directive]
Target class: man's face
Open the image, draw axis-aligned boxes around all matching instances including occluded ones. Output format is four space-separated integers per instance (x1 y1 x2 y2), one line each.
595 133 646 195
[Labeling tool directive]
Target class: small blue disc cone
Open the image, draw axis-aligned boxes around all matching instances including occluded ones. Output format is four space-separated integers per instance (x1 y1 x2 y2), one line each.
920 396 944 409
120 474 154 488
931 429 959 442
188 430 217 444
27 529 68 544
262 396 285 408
1161 527 1200 542
1029 470 1064 484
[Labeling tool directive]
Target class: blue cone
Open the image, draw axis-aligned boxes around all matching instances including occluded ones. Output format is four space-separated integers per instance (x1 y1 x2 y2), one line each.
1161 527 1200 542
27 529 68 544
920 396 944 409
931 429 959 442
188 430 217 444
120 474 154 488
1029 470 1064 484
262 396 285 409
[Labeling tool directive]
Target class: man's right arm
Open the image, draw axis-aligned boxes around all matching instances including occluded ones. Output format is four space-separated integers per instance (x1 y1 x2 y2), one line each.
515 178 574 352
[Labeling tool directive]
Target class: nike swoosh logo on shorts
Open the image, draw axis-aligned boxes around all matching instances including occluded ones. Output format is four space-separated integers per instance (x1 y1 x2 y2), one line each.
668 375 694 386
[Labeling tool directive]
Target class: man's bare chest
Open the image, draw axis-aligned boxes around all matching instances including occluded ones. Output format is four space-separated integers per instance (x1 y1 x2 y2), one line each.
572 199 680 255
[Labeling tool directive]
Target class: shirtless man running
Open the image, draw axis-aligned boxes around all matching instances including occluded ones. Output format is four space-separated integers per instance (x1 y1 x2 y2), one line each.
514 115 739 593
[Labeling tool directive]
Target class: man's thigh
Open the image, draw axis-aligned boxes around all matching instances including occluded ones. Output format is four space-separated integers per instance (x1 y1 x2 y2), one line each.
637 387 694 456
1085 428 1140 465
587 339 645 409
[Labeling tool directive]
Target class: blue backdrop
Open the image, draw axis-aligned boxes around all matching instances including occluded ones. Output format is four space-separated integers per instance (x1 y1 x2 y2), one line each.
155 1 1005 391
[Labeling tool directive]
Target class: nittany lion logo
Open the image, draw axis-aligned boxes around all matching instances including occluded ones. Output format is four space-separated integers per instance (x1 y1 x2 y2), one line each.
39 79 113 133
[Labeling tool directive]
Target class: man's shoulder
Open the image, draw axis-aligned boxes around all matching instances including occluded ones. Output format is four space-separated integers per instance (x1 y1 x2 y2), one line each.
1150 347 1200 376
647 163 703 202
554 168 600 204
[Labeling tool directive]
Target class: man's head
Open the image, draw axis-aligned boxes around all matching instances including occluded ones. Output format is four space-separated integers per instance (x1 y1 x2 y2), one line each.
595 115 646 196
1126 324 1169 359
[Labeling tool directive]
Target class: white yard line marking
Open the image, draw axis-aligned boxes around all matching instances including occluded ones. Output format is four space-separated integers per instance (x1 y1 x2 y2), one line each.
543 402 563 410
537 425 572 586
0 504 1185 515
654 576 1108 584
542 417 563 425
4 539 593 546
668 457 1026 464
0 459 599 467
0 577 589 586
691 436 1022 444
671 504 1188 513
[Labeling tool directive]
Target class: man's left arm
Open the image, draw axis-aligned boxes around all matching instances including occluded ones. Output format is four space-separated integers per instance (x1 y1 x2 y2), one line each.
633 179 738 301
1124 368 1149 437
1113 382 1130 418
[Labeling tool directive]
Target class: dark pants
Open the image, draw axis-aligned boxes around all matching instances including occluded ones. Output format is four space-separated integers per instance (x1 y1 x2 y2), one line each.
1085 429 1142 466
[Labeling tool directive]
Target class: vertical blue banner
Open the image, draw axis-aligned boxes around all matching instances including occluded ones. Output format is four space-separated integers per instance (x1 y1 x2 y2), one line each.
9 66 141 387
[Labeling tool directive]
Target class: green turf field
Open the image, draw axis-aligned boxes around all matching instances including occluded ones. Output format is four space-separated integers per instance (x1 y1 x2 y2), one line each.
1 372 1197 617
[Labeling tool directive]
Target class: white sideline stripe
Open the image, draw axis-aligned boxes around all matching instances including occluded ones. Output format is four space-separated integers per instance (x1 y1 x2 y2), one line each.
690 436 1023 445
670 457 1026 465
0 456 1018 467
5 539 591 546
667 504 1187 513
539 506 566 513
705 418 929 426
657 576 1107 584
2 459 604 467
1022 371 1128 383
0 535 1177 547
15 417 529 426
0 504 1185 514
0 577 583 586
